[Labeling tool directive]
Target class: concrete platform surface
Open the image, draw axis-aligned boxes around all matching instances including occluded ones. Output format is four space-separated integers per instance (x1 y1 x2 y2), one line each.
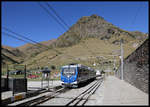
102 76 148 105
1 91 13 100
28 80 61 90
1 80 61 100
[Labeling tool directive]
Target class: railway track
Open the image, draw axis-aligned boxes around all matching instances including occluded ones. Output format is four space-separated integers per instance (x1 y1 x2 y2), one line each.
65 78 103 106
9 77 103 106
14 87 70 106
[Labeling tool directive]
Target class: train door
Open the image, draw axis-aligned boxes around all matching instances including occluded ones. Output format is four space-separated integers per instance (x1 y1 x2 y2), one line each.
77 67 82 83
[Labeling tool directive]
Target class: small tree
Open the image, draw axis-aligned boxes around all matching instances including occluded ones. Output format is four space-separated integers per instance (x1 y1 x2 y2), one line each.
41 67 44 70
51 65 56 70
101 70 105 74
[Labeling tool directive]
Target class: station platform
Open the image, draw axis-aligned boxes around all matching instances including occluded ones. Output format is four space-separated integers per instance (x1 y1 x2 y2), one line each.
1 80 61 105
102 76 148 105
1 77 148 105
28 80 61 90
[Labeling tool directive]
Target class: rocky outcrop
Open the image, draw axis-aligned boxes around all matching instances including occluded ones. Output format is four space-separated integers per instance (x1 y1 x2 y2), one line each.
53 14 147 47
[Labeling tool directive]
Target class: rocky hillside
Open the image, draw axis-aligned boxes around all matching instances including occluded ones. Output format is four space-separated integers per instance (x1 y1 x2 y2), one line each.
1 39 56 65
1 14 148 70
53 14 147 47
1 46 25 65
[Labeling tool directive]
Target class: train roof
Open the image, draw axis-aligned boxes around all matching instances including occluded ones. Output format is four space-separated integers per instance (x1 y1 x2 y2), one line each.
61 64 95 71
62 64 81 68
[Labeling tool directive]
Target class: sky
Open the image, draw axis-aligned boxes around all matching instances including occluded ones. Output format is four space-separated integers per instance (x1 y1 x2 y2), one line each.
2 1 148 47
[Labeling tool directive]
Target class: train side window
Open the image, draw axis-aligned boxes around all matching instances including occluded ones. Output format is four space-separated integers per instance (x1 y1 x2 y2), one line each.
78 67 82 77
82 68 87 76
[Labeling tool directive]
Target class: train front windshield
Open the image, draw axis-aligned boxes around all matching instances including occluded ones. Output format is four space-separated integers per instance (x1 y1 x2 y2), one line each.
62 68 76 76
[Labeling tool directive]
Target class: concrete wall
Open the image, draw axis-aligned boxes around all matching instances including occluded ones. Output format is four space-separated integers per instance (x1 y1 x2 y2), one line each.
1 78 14 91
116 39 149 93
1 77 27 94
13 78 27 94
1 78 8 91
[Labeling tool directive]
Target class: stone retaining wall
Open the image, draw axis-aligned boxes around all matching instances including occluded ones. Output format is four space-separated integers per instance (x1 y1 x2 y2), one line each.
117 39 149 93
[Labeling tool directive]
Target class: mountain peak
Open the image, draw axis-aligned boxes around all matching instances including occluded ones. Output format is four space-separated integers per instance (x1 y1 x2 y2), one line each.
76 14 105 26
90 14 104 19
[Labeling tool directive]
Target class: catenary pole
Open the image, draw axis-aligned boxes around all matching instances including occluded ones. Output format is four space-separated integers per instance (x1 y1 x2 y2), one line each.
121 39 124 80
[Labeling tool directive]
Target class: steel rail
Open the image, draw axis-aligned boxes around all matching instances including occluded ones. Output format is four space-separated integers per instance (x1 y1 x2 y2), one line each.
65 78 103 106
16 87 69 106
81 79 102 105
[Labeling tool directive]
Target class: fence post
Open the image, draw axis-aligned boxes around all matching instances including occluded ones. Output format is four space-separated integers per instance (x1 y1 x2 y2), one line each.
24 65 26 79
6 65 9 91
24 65 27 92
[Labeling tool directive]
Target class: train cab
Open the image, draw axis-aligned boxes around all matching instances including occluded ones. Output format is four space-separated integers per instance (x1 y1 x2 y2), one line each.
61 64 78 87
60 64 96 88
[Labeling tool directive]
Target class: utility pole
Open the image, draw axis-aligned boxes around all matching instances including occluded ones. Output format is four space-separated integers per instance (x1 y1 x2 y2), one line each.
6 64 9 91
120 39 124 80
113 56 116 75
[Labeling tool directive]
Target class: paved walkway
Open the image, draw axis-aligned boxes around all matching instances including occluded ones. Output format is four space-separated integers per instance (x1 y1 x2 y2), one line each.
102 76 148 105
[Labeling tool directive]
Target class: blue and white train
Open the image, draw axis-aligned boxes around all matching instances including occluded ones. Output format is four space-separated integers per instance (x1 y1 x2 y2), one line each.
60 64 96 87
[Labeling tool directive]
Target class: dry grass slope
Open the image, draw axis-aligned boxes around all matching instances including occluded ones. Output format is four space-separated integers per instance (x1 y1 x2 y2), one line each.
22 37 145 71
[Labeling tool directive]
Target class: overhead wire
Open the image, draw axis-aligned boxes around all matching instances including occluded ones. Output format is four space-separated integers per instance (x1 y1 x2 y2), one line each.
38 2 77 60
45 2 70 28
45 2 97 58
38 2 68 31
46 2 144 68
2 32 37 47
2 27 46 49
130 3 142 29
45 2 115 68
2 32 45 66
2 27 62 54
